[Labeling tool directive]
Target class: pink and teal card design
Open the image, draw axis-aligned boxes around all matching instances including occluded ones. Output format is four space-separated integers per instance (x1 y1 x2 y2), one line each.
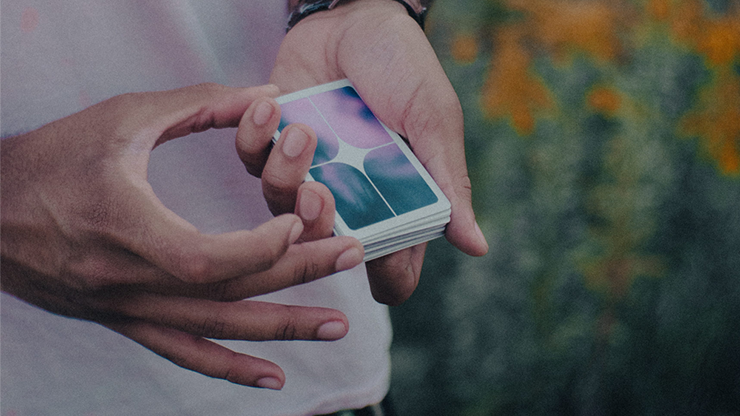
274 80 450 259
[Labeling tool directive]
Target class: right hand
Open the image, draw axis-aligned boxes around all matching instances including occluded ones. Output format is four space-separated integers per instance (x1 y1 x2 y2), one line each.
248 0 489 306
0 83 365 390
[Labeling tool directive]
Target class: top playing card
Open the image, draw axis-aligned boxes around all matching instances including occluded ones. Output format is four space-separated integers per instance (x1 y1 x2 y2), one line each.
274 79 450 242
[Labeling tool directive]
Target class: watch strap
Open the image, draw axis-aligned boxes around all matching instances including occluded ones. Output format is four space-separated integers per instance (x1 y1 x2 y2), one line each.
287 0 427 31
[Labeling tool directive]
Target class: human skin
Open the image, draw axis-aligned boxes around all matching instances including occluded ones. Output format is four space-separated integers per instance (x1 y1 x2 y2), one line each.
238 0 489 306
0 83 365 390
0 0 488 391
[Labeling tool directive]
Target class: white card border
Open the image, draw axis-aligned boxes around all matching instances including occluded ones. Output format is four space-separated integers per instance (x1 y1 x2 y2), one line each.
273 79 451 242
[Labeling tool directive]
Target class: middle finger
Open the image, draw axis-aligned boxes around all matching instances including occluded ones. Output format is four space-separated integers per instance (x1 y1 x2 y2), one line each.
262 124 317 216
145 235 364 302
110 295 350 342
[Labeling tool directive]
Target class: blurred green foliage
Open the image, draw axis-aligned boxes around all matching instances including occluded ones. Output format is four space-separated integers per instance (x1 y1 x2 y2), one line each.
389 0 740 415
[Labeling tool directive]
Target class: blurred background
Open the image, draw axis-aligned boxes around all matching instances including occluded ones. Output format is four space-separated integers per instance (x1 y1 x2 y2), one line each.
387 0 740 414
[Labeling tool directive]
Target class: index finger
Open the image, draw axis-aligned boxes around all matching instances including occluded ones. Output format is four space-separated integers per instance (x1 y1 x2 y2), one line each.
152 83 280 146
112 83 304 283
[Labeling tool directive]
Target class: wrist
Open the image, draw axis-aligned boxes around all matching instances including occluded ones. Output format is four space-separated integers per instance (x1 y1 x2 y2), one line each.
400 0 424 15
287 0 429 31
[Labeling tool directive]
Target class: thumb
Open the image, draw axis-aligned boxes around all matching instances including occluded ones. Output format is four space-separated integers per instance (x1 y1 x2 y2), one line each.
419 140 489 257
442 169 489 257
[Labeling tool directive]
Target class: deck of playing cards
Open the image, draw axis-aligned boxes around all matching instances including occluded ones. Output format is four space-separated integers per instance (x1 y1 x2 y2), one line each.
273 79 451 261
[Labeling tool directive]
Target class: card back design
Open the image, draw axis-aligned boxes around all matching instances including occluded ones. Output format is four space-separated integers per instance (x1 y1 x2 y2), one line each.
274 80 450 259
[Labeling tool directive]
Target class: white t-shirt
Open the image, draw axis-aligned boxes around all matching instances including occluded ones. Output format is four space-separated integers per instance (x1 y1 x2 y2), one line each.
0 1 393 415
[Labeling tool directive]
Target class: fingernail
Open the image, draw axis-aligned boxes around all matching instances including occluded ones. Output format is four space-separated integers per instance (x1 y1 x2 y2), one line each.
335 247 363 272
289 221 304 243
282 128 308 158
317 321 347 340
475 222 489 252
299 189 323 222
253 101 274 126
256 377 283 390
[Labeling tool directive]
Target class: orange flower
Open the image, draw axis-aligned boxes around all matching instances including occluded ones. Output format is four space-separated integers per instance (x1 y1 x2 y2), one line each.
475 0 629 134
670 0 740 67
480 26 553 135
451 33 479 64
647 0 671 21
680 69 740 176
719 140 740 175
506 0 623 62
670 0 703 42
588 87 622 116
698 17 740 66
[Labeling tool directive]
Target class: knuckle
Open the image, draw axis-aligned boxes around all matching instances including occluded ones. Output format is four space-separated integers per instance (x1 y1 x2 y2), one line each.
205 280 249 303
220 358 253 385
104 92 140 111
178 83 228 133
293 255 322 285
176 250 214 283
238 147 269 178
221 366 237 384
263 172 299 195
274 316 299 340
163 350 190 370
60 253 111 292
193 82 224 94
161 337 216 373
104 93 155 141
106 93 149 127
195 315 230 339
188 108 216 134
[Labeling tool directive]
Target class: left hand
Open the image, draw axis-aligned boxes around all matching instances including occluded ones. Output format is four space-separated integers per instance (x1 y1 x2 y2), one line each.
1 83 366 388
238 0 488 305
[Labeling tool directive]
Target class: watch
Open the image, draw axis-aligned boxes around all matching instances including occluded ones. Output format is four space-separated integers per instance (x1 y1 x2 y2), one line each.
287 0 428 31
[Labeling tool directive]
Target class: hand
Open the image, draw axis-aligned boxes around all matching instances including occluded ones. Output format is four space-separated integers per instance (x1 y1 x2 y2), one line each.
238 0 488 306
0 83 365 389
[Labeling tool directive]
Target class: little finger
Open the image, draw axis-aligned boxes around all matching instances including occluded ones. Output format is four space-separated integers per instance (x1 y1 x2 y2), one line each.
113 295 349 341
105 320 286 389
